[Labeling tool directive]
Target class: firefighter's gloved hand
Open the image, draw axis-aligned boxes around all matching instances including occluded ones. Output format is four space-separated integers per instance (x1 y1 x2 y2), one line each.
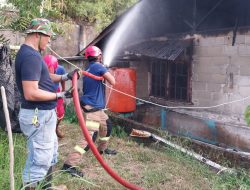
56 87 74 99
61 69 81 81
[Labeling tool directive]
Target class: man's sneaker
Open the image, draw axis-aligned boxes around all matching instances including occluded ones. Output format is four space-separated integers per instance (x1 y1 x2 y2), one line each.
100 148 117 155
61 164 84 177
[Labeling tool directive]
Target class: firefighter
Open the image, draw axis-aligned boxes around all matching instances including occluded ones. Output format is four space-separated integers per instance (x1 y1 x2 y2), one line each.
62 45 117 177
43 54 66 138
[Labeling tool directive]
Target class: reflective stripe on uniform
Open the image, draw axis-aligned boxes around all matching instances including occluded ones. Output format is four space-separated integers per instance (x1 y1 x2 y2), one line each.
74 145 86 155
99 136 110 141
86 120 100 130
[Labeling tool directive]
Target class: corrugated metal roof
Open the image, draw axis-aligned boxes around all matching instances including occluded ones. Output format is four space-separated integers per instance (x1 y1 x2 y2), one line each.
123 39 192 61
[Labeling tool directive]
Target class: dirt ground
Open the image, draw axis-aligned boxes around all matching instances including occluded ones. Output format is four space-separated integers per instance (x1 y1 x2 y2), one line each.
53 122 215 190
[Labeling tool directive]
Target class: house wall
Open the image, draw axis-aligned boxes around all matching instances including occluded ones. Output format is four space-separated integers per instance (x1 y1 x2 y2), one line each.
130 59 150 98
191 31 250 119
128 104 250 152
125 31 250 125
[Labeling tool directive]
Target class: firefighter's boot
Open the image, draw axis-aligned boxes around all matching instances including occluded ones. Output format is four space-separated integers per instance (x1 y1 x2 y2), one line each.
62 164 84 177
100 148 117 155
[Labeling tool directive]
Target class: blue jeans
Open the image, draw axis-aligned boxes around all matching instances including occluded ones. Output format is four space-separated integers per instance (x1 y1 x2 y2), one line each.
19 108 58 184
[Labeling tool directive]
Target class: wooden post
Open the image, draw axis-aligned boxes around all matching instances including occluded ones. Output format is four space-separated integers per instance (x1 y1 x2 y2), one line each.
1 86 15 190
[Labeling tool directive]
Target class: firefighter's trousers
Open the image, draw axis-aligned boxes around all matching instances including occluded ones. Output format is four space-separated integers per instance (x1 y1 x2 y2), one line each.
64 105 110 166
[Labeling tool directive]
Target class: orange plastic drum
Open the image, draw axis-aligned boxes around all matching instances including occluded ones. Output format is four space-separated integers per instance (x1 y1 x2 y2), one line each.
106 68 136 113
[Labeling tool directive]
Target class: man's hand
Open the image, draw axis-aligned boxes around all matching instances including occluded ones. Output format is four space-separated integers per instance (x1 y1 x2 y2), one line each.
61 69 81 81
56 87 74 99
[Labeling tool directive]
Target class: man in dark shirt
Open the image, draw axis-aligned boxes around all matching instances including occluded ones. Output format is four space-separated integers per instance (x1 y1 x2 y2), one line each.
15 18 77 190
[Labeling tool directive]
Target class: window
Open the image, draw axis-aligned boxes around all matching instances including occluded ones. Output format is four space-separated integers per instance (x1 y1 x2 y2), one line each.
151 60 167 98
150 60 190 102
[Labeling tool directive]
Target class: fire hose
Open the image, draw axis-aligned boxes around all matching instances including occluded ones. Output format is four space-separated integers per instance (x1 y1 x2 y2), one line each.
81 70 103 80
72 72 142 190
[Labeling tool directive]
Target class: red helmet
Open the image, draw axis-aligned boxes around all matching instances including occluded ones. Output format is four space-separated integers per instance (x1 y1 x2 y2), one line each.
85 46 102 58
43 55 58 71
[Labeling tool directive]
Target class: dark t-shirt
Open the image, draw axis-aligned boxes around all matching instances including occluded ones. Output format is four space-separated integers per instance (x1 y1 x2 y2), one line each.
15 44 56 110
80 62 108 109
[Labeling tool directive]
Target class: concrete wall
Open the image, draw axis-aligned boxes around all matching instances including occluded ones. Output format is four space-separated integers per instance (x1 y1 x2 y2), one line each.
192 31 250 119
130 59 150 98
131 104 250 152
0 23 96 57
0 29 24 46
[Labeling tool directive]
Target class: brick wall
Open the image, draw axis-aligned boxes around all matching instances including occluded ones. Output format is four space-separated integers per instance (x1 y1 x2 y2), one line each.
192 31 250 119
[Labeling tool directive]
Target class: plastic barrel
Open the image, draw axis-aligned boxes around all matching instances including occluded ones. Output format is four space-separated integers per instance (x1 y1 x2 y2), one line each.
106 68 136 113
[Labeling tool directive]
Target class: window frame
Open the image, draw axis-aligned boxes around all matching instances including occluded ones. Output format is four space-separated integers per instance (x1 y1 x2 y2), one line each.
150 57 191 102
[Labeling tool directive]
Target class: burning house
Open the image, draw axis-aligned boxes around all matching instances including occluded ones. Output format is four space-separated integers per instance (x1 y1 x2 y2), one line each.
80 0 250 153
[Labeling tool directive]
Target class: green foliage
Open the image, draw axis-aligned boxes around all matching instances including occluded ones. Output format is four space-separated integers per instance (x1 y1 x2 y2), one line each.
62 0 138 31
244 105 250 126
64 102 78 123
9 16 31 32
8 0 41 17
4 0 138 33
112 125 127 138
0 34 10 44
4 0 40 31
94 0 136 31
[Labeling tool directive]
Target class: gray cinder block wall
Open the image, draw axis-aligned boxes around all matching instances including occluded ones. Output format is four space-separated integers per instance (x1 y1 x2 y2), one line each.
130 59 150 99
0 23 96 57
192 31 250 120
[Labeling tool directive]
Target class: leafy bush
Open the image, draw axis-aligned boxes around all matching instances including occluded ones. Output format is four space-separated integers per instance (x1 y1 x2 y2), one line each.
5 0 138 32
64 102 78 123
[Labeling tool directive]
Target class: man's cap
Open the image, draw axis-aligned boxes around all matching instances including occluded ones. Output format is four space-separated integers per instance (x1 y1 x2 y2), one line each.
25 18 55 37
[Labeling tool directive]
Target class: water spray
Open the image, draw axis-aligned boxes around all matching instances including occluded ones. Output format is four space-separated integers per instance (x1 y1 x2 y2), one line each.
103 3 142 67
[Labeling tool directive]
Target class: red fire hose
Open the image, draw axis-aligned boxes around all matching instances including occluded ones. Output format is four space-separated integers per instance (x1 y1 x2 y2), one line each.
82 70 104 80
72 73 142 190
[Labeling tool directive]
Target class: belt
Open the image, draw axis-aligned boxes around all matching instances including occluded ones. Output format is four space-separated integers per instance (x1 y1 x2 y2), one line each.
82 107 100 113
81 105 100 113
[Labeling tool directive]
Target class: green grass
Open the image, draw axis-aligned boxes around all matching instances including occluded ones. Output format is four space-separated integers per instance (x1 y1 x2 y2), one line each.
161 144 250 190
1 122 250 190
0 128 26 190
111 125 128 138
